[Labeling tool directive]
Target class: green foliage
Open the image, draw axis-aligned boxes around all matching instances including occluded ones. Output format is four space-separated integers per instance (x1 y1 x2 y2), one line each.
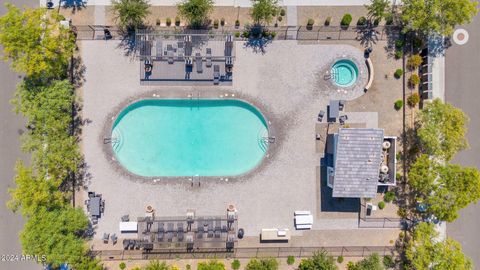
384 191 395 203
220 17 225 26
385 13 393 25
186 264 191 270
120 262 127 270
156 18 161 25
307 18 315 25
406 222 473 270
198 260 226 270
235 32 241 38
325 16 331 26
407 92 420 107
287 256 295 265
0 4 75 79
111 0 150 30
166 17 172 26
144 260 170 270
213 19 219 28
231 259 241 270
246 258 278 270
298 251 337 270
177 0 214 28
341 14 352 26
373 18 380 26
235 19 240 26
401 0 478 36
347 253 384 270
175 16 181 26
378 201 386 209
409 74 420 87
394 100 403 110
382 255 395 268
251 0 280 26
416 99 468 161
365 0 391 21
357 16 367 26
394 69 403 79
394 50 403 59
337 256 344 264
280 8 285 16
395 39 404 49
277 16 283 22
407 54 423 70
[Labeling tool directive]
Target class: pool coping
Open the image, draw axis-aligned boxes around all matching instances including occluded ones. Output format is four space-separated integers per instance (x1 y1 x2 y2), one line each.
321 55 369 98
100 89 280 185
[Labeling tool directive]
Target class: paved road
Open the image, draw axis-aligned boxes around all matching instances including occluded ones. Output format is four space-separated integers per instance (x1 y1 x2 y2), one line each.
445 13 480 269
0 2 42 270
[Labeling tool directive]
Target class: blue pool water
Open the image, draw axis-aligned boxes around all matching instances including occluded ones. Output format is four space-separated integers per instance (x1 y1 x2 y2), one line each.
111 99 269 177
331 59 358 87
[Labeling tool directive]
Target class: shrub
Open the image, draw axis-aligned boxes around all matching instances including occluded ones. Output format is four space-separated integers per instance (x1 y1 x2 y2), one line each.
242 30 250 38
119 262 126 270
307 18 314 26
394 50 403 59
341 13 352 27
409 74 420 86
385 14 393 25
396 172 401 180
280 8 285 16
394 100 403 110
384 191 395 203
175 16 181 26
213 19 219 28
407 54 423 70
235 19 240 27
246 258 278 270
357 16 367 26
394 68 403 79
413 37 424 50
166 17 172 26
373 18 380 26
287 256 295 265
407 93 420 107
156 18 161 25
325 16 331 26
232 259 241 270
186 264 192 270
337 256 344 263
378 201 386 209
234 32 240 38
277 16 282 22
220 17 225 26
395 39 404 49
270 31 277 38
198 260 226 270
383 255 395 268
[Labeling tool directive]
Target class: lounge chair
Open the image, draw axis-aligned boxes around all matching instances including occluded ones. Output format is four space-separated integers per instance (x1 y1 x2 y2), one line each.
206 48 212 67
123 239 129 250
103 233 110 244
339 100 346 111
339 115 348 125
213 65 220 85
195 53 203 73
111 234 117 245
121 215 129 222
318 110 325 122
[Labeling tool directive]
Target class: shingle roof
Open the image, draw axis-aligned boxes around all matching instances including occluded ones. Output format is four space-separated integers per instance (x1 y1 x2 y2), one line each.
332 128 384 198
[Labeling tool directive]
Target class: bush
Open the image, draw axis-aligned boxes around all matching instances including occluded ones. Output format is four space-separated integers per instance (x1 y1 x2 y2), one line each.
175 16 180 26
394 50 403 59
246 258 278 270
394 68 403 79
111 0 151 30
337 256 344 263
287 256 295 265
186 264 192 270
394 100 403 110
235 19 240 27
395 39 404 49
232 259 241 270
166 17 172 26
373 18 380 26
280 8 285 16
384 191 395 203
234 32 240 38
396 172 401 180
383 255 395 268
407 93 420 107
277 16 282 22
119 262 126 270
307 18 314 26
220 17 225 26
407 54 423 70
242 30 250 38
156 18 161 25
385 14 393 25
341 13 352 27
198 260 225 270
325 16 331 26
213 19 219 28
357 16 367 26
270 31 277 38
409 74 420 86
378 201 386 209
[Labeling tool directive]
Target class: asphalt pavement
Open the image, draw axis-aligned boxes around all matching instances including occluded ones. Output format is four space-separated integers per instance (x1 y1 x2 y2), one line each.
0 1 42 270
445 13 480 269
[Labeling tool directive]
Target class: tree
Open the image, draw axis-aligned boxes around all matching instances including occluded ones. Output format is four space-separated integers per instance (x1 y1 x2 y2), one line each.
177 0 214 28
416 99 468 161
408 155 480 222
298 251 337 270
365 0 391 21
231 260 241 270
347 253 384 270
246 258 279 270
401 0 478 36
406 222 473 270
20 207 101 270
197 260 226 270
407 54 423 70
145 260 171 270
250 0 279 26
111 0 151 30
0 4 75 79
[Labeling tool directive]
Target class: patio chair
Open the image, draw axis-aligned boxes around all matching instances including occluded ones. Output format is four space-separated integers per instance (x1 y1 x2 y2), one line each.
206 48 212 68
339 100 346 111
318 110 325 122
339 115 348 125
123 239 129 250
195 53 203 73
213 65 220 85
88 192 95 198
91 216 98 225
84 199 89 205
167 50 174 64
121 215 129 222
111 234 117 245
103 233 110 244
158 223 165 242
197 226 204 239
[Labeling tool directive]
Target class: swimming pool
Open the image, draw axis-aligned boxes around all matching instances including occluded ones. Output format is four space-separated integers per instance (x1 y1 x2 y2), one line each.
111 99 269 177
331 59 359 87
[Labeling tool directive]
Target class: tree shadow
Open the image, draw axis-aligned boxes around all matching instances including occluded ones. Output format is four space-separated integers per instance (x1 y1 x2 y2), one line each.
59 0 87 12
117 29 138 57
243 36 273 54
71 55 86 88
356 24 379 48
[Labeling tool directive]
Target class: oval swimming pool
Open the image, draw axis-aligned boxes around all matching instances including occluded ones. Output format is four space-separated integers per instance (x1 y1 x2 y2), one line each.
111 99 269 177
331 59 359 87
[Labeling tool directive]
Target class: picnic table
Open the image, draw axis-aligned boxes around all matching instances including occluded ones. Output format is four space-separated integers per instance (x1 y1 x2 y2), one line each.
329 100 340 120
89 196 101 217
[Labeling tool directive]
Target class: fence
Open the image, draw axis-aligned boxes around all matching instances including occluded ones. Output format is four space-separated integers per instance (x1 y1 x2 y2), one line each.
73 25 400 42
93 246 396 261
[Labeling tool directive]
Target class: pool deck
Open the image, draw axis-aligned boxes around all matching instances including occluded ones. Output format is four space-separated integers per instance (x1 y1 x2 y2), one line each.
80 39 400 247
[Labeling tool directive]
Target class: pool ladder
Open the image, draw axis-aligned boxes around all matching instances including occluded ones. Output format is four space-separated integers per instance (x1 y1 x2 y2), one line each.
263 136 276 143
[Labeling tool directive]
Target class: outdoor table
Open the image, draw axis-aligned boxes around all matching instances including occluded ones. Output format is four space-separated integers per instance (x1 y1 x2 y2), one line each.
89 196 101 217
329 100 340 120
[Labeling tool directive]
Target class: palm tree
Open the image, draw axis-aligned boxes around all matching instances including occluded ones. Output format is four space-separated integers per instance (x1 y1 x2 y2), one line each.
111 0 151 30
177 0 214 28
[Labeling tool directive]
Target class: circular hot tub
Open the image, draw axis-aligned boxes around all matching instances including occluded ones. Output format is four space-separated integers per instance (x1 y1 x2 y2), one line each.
331 59 359 87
